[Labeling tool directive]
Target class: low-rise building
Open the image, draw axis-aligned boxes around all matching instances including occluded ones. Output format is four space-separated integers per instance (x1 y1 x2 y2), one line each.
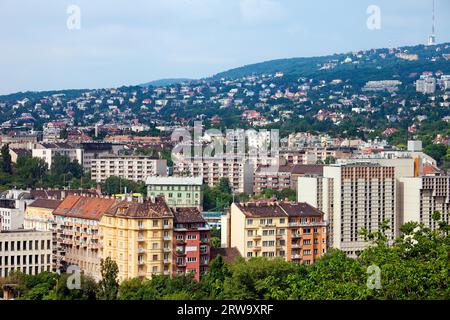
0 229 53 278
146 176 203 209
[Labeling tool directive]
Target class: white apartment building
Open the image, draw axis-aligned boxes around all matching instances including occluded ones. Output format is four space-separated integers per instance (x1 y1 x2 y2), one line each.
0 229 53 278
91 156 167 183
173 157 254 194
0 190 33 231
32 142 83 169
298 163 397 257
399 176 450 229
416 76 436 94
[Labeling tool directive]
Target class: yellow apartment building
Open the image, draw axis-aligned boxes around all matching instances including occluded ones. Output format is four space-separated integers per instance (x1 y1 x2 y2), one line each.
100 196 174 282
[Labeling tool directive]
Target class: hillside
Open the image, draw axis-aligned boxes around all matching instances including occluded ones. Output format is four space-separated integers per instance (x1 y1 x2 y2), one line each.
212 43 450 87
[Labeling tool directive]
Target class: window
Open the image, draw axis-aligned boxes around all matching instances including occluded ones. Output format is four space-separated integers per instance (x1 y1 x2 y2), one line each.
246 219 253 225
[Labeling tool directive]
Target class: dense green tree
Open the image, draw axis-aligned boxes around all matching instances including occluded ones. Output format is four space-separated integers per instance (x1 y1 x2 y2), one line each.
1 144 12 174
97 257 119 300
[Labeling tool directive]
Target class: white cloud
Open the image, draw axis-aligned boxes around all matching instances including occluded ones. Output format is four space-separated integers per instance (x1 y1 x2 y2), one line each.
239 0 286 24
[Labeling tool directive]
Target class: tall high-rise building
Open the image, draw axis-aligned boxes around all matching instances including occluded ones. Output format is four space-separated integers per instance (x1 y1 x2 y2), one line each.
298 163 397 257
399 176 450 229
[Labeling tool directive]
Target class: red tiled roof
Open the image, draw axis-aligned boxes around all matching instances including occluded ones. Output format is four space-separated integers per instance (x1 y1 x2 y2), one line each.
53 195 116 221
105 196 172 219
172 207 206 224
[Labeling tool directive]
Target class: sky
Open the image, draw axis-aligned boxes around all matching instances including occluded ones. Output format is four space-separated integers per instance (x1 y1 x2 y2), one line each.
0 0 449 95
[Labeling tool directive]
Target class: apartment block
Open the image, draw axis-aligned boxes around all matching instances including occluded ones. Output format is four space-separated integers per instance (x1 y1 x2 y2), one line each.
399 176 450 229
0 229 53 278
0 190 34 231
53 195 116 280
298 163 397 257
173 157 254 194
230 201 327 265
254 164 324 193
91 156 167 183
172 208 210 280
146 176 203 209
24 199 62 271
100 196 174 282
32 142 83 168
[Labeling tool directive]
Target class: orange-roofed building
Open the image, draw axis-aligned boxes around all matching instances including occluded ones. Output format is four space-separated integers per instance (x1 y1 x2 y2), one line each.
54 195 117 279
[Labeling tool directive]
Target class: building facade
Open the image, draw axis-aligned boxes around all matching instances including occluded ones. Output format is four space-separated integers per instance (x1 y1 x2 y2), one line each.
32 142 83 169
172 208 210 280
229 201 327 265
298 163 397 257
399 176 450 229
146 176 203 209
100 197 174 282
91 156 167 183
53 195 116 280
173 157 254 194
0 229 53 278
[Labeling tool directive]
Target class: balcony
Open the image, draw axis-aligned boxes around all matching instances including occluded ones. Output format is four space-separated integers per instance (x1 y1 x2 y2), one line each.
291 244 301 249
138 247 146 254
252 246 261 251
291 233 302 239
138 260 145 266
291 254 301 260
163 271 171 276
164 236 171 241
164 248 171 253
138 237 145 242
164 259 170 264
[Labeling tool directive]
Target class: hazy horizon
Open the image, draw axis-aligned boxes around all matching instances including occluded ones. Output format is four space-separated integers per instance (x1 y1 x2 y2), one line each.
1 0 449 95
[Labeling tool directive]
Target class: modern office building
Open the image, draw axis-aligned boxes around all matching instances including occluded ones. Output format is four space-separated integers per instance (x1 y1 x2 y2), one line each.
146 176 203 209
0 229 53 278
91 156 167 183
229 200 327 265
298 163 397 257
100 196 174 282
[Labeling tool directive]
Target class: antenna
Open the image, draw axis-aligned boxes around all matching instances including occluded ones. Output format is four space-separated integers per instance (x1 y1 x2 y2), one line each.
428 0 436 45
432 0 435 35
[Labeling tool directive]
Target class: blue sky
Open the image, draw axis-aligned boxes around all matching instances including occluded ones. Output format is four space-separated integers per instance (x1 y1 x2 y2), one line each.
0 0 449 95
